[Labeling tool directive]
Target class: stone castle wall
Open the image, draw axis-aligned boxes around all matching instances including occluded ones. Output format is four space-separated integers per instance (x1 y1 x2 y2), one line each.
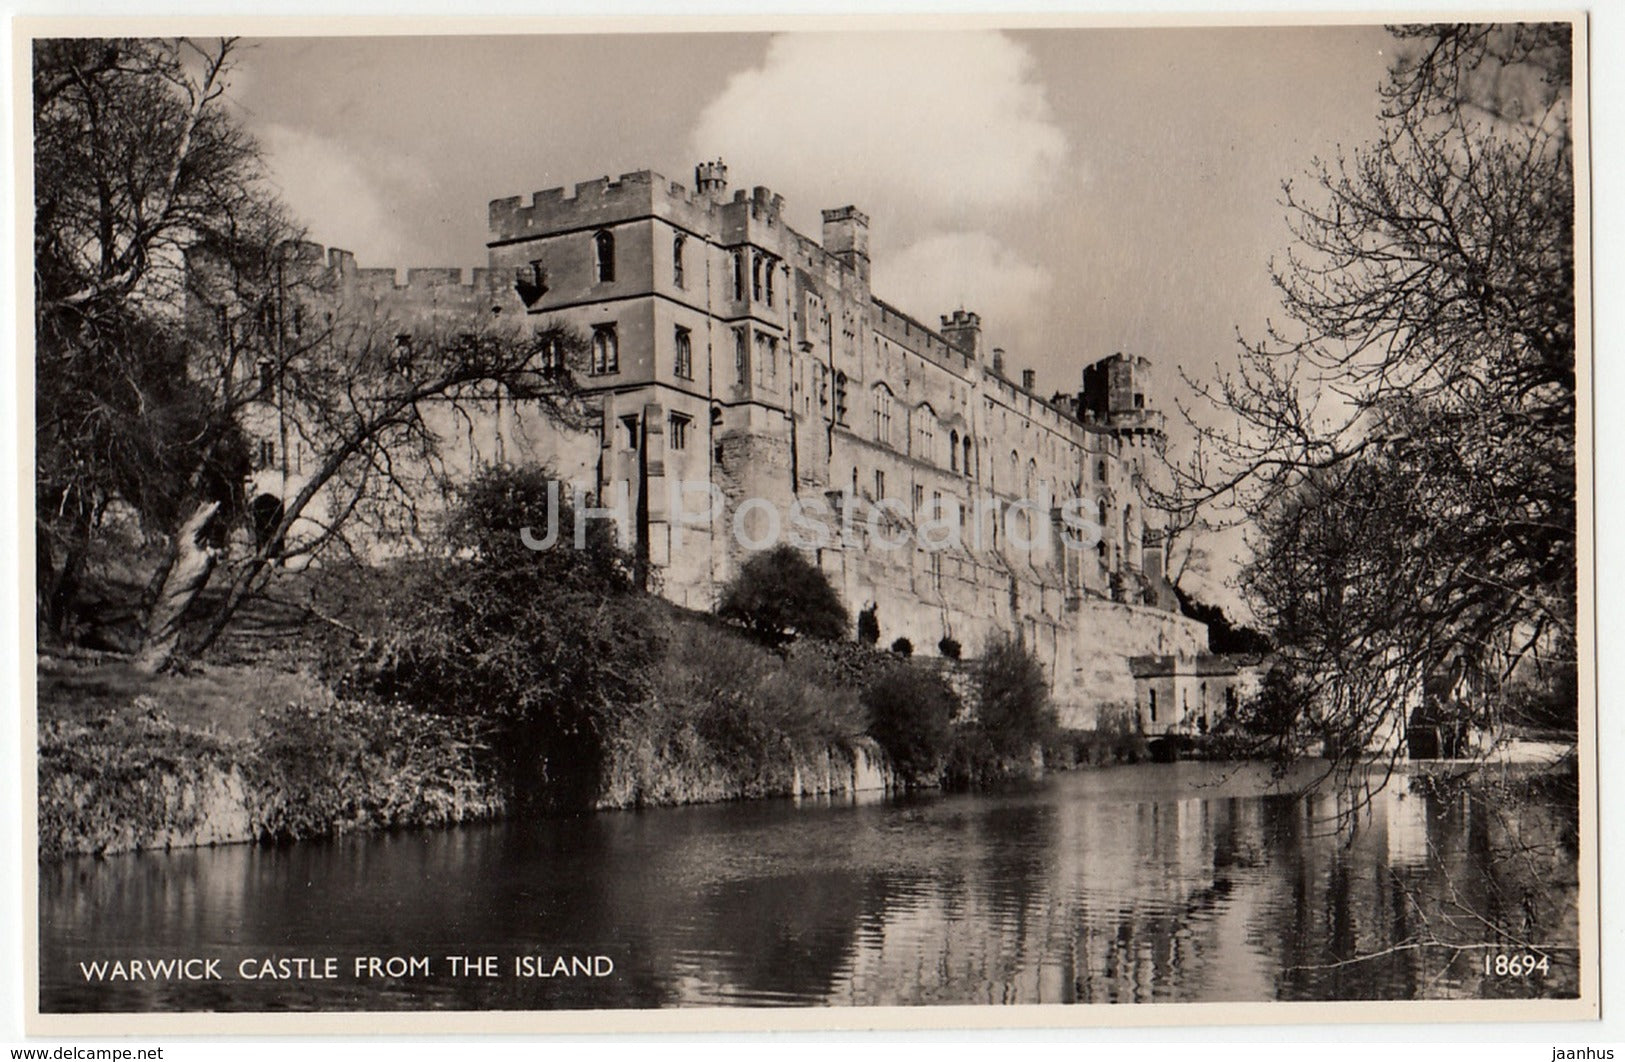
241 164 1211 727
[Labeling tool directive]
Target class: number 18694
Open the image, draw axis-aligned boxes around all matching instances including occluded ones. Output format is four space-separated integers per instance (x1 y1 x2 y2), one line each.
1485 953 1550 977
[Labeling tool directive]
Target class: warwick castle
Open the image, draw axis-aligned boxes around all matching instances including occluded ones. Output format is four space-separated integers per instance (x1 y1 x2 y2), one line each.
246 161 1214 728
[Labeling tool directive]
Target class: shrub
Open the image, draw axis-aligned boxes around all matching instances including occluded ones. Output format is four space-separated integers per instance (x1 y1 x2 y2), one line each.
783 636 896 692
349 466 653 811
248 700 499 841
889 636 913 657
976 635 1055 760
938 636 962 660
718 544 848 643
864 662 958 784
645 615 864 771
946 635 1056 787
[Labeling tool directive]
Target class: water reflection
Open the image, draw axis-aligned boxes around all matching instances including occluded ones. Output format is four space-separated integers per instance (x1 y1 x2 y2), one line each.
40 761 1579 1011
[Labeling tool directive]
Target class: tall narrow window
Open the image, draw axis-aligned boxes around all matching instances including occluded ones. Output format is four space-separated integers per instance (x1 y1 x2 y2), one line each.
962 435 973 476
734 327 748 384
732 252 744 301
751 254 763 301
540 335 563 375
764 257 775 306
756 333 777 383
950 430 960 471
668 413 690 451
672 234 686 288
674 326 692 380
593 230 616 283
591 324 619 375
874 469 885 499
874 387 893 445
621 414 640 450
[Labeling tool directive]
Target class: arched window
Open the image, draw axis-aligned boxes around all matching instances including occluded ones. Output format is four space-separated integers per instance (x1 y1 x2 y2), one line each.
963 436 973 477
1097 497 1108 527
1096 459 1107 482
751 254 763 301
590 323 618 375
672 234 686 288
732 252 744 300
916 408 936 459
1122 504 1133 546
834 372 849 424
950 430 960 471
873 386 894 445
674 326 692 380
593 230 615 284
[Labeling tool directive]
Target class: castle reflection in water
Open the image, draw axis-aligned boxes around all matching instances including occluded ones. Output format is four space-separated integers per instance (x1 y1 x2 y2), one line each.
40 762 1579 1011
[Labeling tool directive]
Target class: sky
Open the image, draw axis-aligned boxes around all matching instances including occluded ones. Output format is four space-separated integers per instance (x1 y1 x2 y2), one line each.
222 25 1397 608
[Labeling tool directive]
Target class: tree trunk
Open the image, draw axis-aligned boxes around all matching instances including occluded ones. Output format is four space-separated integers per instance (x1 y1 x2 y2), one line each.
134 501 222 674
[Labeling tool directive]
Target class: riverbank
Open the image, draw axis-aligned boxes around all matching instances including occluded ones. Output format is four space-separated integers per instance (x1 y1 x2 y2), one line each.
35 651 903 859
36 657 508 859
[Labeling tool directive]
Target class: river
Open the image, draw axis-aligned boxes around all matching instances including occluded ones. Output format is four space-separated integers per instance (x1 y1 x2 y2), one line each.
39 759 1579 1011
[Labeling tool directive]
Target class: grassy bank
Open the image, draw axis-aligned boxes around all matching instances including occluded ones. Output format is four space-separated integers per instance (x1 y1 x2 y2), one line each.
37 470 1079 858
37 656 505 859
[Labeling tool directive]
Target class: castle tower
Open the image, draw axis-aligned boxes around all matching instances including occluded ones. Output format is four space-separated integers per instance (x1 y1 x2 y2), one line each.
695 158 728 200
821 206 870 285
940 310 984 361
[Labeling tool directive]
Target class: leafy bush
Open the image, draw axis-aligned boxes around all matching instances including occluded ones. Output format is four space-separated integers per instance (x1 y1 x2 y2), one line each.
783 636 896 692
938 636 962 660
863 663 958 784
975 635 1055 759
248 700 499 841
643 615 865 771
889 636 913 657
718 544 848 643
947 635 1055 787
348 466 654 811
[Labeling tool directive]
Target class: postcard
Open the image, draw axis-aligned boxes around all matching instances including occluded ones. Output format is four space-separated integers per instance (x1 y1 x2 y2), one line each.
16 10 1596 1034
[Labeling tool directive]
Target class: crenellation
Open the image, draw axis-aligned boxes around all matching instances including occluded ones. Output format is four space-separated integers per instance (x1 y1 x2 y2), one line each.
256 163 1191 728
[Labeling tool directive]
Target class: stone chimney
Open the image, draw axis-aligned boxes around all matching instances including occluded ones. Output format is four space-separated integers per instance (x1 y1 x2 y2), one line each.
695 159 728 201
1021 368 1036 392
822 206 870 285
940 310 984 361
991 346 1005 377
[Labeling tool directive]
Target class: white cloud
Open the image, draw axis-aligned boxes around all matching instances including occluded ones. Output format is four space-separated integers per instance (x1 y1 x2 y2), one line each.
872 232 1052 350
258 124 426 267
688 31 1068 243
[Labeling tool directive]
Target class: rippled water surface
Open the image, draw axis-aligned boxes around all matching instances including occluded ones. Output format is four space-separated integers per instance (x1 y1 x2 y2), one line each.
40 760 1579 1011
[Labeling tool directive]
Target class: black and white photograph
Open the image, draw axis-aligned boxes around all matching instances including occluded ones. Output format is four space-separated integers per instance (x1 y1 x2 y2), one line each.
16 11 1594 1033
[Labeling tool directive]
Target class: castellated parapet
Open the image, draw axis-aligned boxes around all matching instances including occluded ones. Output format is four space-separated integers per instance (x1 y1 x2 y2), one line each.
238 164 1206 728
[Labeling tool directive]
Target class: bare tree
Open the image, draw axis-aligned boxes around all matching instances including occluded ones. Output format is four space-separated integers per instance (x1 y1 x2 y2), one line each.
1161 23 1576 745
34 37 271 635
33 37 593 673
